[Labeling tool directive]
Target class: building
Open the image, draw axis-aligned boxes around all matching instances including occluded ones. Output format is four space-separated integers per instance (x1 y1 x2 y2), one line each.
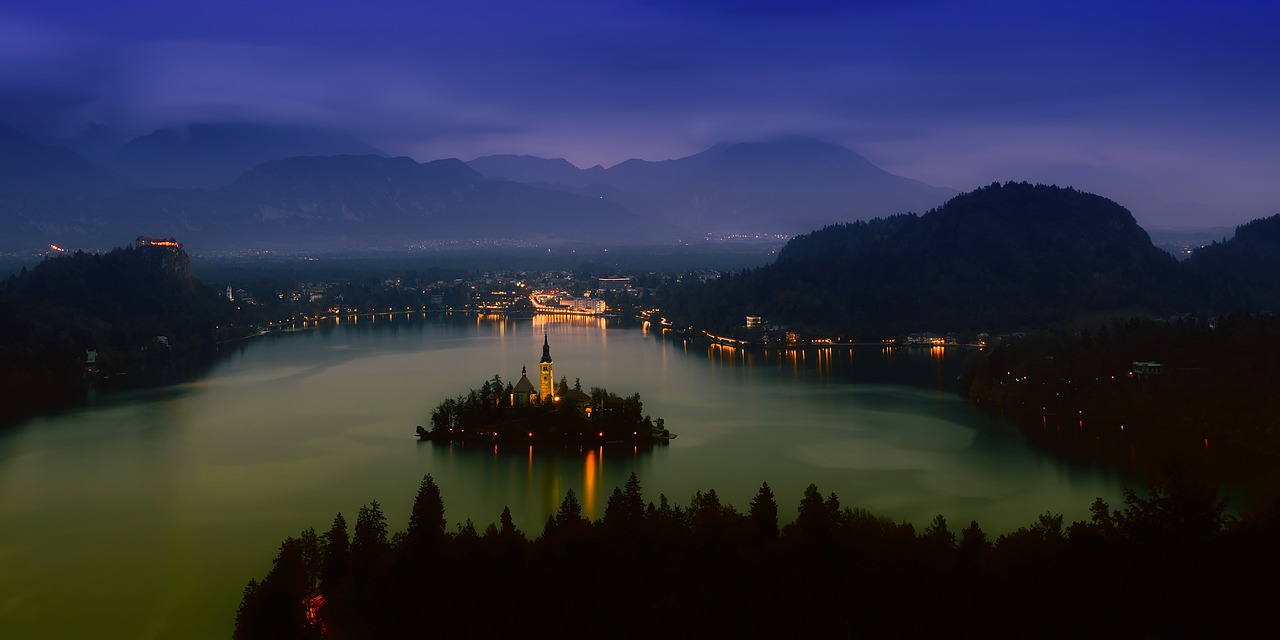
511 367 538 406
502 336 560 406
135 236 182 249
539 333 555 401
597 277 630 291
568 297 606 314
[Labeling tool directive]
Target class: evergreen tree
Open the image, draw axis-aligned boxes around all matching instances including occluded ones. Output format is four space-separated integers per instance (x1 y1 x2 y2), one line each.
555 488 585 530
405 474 446 551
603 487 627 529
621 472 645 525
796 483 831 540
350 501 389 595
234 537 316 640
320 513 349 596
923 514 956 549
499 505 521 540
748 482 779 540
958 520 991 560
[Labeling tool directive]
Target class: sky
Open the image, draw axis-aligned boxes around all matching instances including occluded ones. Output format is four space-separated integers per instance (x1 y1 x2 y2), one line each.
2 0 1278 228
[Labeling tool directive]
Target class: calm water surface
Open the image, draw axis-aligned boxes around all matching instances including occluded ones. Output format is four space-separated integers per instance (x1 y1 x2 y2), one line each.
0 313 1126 639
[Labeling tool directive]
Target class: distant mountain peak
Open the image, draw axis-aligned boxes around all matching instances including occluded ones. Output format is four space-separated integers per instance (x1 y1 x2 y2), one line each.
109 121 387 189
467 135 954 234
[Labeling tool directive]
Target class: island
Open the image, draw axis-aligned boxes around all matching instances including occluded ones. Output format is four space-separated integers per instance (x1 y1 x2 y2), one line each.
416 334 673 445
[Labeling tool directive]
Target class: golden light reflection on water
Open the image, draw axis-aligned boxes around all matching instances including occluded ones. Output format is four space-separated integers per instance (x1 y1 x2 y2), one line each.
706 342 738 366
583 449 600 519
532 313 609 333
815 347 833 379
475 313 509 328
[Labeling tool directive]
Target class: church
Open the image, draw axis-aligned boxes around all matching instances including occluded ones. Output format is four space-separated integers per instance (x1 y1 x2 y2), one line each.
510 333 558 406
508 334 592 410
421 332 669 443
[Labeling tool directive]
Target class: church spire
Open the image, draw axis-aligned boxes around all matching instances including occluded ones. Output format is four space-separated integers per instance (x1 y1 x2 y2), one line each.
538 332 554 401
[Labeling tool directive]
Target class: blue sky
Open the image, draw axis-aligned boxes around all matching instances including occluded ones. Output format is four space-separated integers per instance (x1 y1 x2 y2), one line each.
2 0 1278 227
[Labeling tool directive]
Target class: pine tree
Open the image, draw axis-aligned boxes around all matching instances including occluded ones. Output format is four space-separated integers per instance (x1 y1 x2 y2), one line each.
406 474 446 551
748 482 779 540
555 488 585 530
320 513 349 596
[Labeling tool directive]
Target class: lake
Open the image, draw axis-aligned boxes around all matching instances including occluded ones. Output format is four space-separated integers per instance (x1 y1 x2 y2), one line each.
0 312 1126 639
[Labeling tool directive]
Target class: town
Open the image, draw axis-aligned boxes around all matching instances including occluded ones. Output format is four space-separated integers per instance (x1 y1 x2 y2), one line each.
212 262 994 349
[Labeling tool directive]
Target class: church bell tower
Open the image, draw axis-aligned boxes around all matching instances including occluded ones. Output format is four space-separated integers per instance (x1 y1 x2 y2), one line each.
539 332 554 402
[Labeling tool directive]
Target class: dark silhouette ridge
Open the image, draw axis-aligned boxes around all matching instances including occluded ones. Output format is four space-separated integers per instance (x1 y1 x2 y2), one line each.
660 181 1188 338
234 472 1273 639
0 242 234 423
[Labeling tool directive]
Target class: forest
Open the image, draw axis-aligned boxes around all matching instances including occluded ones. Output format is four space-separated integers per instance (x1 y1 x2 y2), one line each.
657 183 1280 341
234 472 1278 639
0 244 234 422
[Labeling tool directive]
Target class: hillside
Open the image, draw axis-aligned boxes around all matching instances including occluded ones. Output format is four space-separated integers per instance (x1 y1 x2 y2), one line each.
0 244 231 420
661 182 1186 338
1184 214 1280 312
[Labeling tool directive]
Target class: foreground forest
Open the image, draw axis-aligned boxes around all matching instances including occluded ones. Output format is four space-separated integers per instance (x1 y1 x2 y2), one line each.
235 473 1278 639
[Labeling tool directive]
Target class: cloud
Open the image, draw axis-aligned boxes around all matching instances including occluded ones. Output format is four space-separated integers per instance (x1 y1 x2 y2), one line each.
2 1 1278 226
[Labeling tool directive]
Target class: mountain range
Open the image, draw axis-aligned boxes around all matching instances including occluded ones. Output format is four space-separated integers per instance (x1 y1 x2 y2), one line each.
0 123 957 252
107 123 387 190
467 136 956 234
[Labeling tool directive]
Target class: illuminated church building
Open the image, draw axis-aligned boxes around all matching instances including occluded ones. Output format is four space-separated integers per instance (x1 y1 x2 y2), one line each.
539 333 555 402
510 333 557 406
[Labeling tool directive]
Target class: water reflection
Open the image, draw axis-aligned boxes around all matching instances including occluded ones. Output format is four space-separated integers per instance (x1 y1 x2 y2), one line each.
584 448 599 519
421 439 659 528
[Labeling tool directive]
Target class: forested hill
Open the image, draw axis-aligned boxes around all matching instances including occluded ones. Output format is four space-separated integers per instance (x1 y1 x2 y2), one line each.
661 182 1186 338
0 244 232 420
1184 213 1280 312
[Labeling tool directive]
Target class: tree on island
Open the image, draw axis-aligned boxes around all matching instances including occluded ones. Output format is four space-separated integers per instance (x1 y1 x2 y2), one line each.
422 375 671 446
